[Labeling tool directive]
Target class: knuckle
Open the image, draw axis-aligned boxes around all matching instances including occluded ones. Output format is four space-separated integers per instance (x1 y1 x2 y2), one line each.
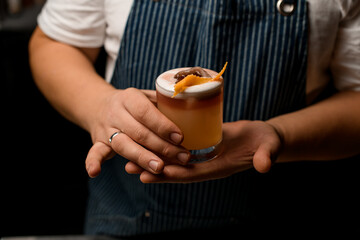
154 118 169 132
163 167 181 179
132 127 149 143
125 87 137 94
111 132 126 152
123 88 139 104
136 103 152 121
161 144 173 158
122 87 134 96
135 151 148 167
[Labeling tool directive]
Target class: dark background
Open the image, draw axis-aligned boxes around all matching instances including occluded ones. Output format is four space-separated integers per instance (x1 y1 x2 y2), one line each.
1 1 360 238
2 2 95 237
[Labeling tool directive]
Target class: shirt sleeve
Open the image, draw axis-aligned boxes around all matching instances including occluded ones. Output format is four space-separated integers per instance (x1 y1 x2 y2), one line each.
331 1 360 91
37 0 106 48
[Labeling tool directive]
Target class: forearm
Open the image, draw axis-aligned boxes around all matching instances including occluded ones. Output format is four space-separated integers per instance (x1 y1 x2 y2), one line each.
29 27 115 132
267 90 360 162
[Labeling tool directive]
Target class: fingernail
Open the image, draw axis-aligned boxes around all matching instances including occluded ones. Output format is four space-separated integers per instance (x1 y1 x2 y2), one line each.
87 165 94 177
177 152 190 164
149 160 159 172
170 133 182 144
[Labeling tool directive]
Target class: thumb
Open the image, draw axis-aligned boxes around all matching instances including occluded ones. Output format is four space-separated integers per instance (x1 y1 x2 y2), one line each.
85 142 115 178
253 143 274 173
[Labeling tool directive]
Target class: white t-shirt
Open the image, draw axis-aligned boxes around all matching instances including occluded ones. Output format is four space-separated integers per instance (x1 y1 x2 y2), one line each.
38 0 360 101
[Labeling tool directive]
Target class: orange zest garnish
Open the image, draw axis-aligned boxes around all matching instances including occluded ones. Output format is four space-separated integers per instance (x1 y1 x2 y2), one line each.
172 62 228 98
211 62 228 82
173 75 212 97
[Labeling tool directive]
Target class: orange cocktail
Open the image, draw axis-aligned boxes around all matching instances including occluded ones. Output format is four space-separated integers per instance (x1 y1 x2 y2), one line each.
155 67 224 162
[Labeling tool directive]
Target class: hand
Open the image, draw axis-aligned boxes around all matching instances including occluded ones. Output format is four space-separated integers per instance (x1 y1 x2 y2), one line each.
126 120 282 183
85 88 190 178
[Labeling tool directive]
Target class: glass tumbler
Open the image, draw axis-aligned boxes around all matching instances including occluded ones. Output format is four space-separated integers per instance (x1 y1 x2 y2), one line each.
155 68 223 163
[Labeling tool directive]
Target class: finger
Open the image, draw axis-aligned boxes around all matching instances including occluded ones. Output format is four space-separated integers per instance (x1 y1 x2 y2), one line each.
125 161 144 174
110 131 165 174
139 154 254 183
140 160 223 183
141 89 157 105
123 88 184 145
125 155 187 175
253 143 273 173
85 142 114 178
118 111 190 165
140 165 188 183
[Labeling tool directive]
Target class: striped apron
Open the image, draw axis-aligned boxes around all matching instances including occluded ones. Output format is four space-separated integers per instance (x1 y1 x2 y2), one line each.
85 0 308 236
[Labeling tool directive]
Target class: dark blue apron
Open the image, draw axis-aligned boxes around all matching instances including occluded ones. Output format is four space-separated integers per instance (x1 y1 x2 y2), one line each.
85 0 308 236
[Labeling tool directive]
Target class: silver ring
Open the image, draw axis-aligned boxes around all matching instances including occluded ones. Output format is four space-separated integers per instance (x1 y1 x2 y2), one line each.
109 131 121 144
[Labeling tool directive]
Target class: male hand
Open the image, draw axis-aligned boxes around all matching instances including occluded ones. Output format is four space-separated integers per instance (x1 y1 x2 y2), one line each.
126 120 282 183
85 88 190 178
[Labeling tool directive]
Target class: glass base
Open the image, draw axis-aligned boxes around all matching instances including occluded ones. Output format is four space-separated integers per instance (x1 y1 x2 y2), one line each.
189 141 223 163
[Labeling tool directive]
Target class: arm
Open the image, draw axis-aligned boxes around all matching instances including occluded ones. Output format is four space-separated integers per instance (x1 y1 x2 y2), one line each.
267 90 360 162
29 27 112 131
29 27 190 177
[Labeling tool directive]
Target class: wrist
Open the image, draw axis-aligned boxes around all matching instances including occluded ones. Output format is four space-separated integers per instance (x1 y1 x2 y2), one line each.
76 80 117 134
266 118 285 146
265 117 288 163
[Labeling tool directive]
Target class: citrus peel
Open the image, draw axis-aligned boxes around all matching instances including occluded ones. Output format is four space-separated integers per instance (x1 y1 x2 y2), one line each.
172 62 228 97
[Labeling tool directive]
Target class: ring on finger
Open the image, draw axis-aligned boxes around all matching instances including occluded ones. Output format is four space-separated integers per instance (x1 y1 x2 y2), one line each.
109 131 122 144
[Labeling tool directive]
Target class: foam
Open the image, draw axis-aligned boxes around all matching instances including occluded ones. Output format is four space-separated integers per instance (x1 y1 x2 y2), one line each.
155 68 222 98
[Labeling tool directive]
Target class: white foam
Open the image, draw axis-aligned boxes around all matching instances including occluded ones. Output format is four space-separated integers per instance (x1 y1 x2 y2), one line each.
155 68 222 98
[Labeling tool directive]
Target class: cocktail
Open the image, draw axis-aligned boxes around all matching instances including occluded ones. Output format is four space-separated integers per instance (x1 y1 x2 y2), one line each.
155 64 226 162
